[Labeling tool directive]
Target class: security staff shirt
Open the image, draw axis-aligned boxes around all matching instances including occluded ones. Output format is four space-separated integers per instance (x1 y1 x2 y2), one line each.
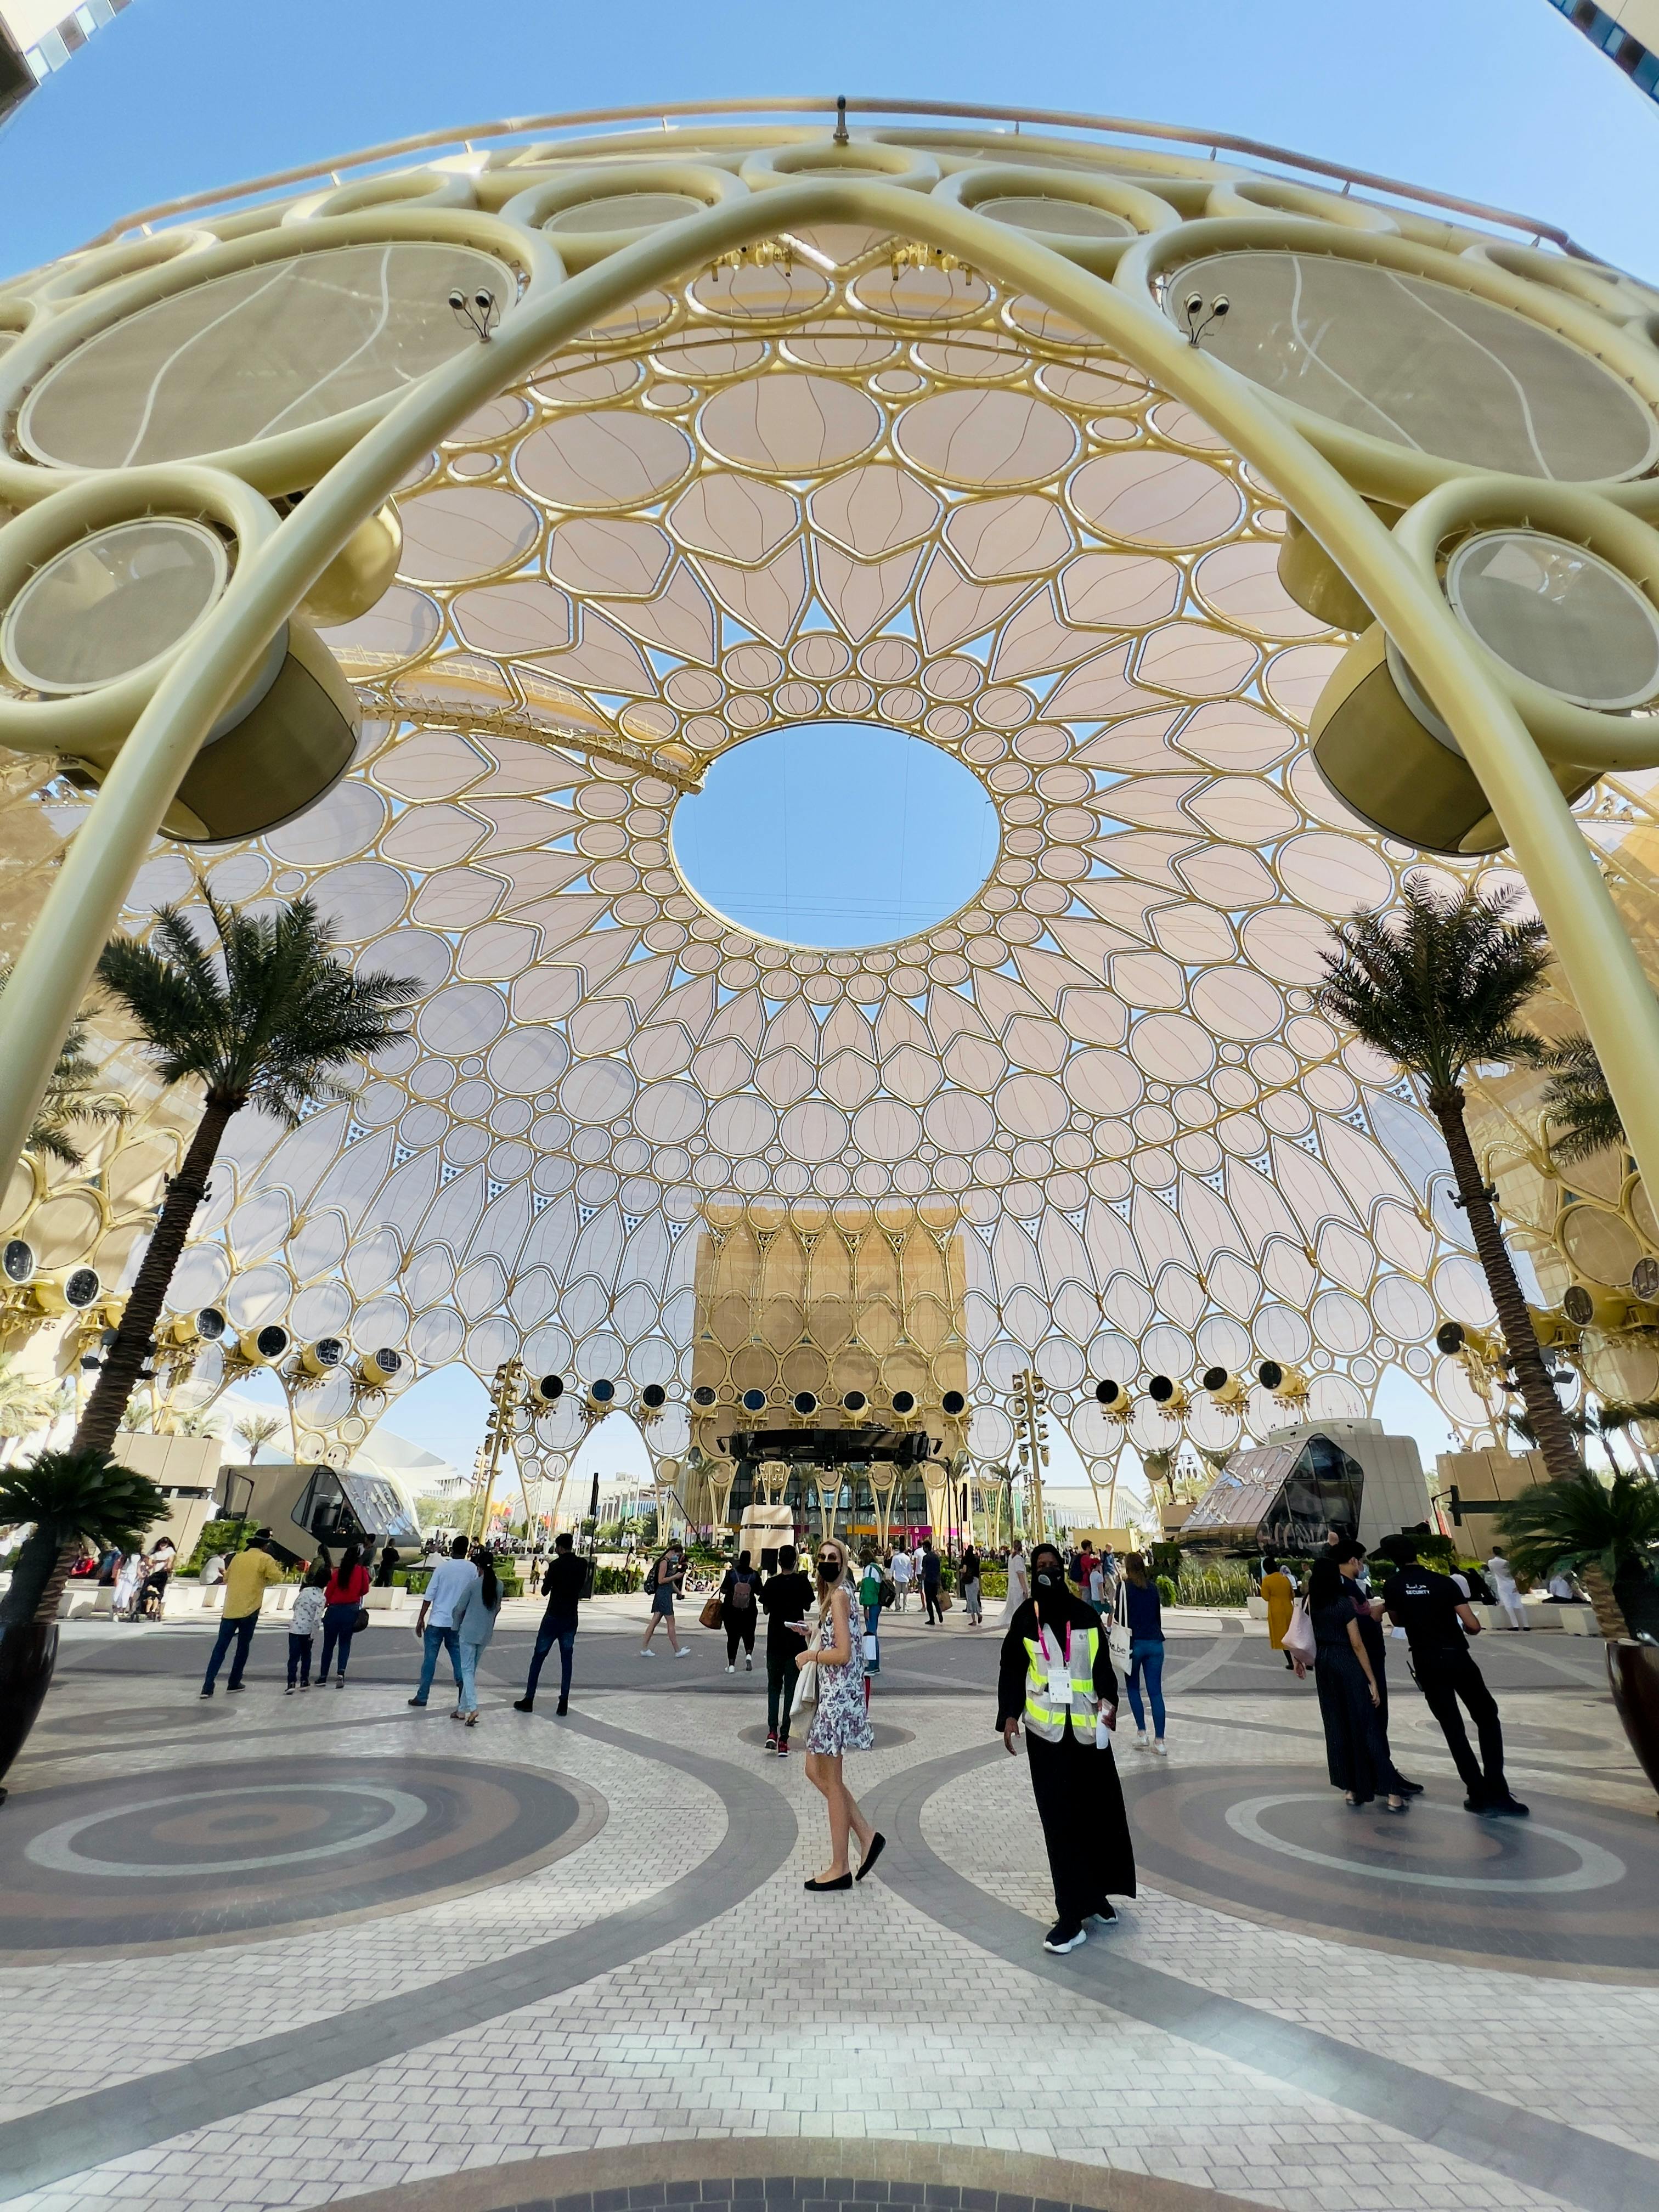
1381 1565 1469 1662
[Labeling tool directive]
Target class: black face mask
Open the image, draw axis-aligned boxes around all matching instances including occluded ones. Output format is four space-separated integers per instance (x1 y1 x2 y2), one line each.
817 1559 839 1581
1034 1569 1058 1589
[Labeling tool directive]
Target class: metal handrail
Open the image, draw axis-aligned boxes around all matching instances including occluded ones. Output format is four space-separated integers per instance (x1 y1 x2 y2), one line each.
78 93 1595 258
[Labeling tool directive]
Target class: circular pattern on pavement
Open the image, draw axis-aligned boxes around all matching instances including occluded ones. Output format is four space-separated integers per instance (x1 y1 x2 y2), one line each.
1122 1765 1659 1972
40 1703 221 1741
0 1753 592 1954
737 1720 915 1750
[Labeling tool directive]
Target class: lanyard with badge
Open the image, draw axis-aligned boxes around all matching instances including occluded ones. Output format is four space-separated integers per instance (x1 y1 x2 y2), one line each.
1045 1624 1074 1710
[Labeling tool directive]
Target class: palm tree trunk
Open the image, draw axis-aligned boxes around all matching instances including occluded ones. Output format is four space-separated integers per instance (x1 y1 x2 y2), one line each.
73 1097 236 1458
1430 1087 1583 1483
1579 1558 1629 1640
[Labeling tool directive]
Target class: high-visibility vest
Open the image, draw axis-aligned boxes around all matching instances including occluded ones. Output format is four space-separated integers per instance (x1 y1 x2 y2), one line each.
1022 1621 1101 1742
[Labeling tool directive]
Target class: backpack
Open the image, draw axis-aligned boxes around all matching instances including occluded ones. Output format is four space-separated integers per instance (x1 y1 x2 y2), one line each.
730 1574 752 1610
643 1556 661 1593
860 1565 880 1606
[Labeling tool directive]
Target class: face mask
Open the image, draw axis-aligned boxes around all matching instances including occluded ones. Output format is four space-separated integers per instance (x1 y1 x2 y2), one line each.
817 1559 839 1581
1034 1569 1057 1589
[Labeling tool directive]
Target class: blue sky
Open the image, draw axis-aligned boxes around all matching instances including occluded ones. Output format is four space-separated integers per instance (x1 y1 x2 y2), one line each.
2 2 1656 281
9 2 1649 1504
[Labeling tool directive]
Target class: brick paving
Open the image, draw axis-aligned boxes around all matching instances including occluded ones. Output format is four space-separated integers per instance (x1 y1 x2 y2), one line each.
2 1607 1653 2212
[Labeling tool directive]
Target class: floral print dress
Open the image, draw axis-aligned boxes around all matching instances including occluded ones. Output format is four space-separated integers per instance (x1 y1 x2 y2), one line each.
805 1589 876 1754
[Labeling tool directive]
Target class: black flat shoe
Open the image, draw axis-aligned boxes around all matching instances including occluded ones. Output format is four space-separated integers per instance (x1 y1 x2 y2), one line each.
1396 1776 1425 1795
803 1872 853 1892
856 1832 886 1882
512 1699 534 1712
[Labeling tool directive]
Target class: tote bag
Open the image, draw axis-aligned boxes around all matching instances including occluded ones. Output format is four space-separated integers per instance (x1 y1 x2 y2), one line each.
1283 1592 1316 1664
1108 1584 1132 1669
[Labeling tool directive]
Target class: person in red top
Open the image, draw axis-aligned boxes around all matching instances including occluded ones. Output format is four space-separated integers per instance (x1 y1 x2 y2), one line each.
319 1541 371 1688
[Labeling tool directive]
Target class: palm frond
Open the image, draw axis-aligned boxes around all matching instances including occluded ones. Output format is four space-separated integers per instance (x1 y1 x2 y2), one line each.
1496 1469 1659 1587
0 1448 165 1547
98 894 419 1124
1514 1029 1629 1165
0 966 130 1169
1315 874 1550 1096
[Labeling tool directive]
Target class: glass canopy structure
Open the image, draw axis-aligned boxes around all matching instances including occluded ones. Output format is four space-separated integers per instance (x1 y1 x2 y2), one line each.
3 102 1659 1525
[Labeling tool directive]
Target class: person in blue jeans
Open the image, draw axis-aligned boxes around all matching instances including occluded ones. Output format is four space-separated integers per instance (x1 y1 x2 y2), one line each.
515 1531 586 1715
1119 1553 1167 1754
408 1534 477 1708
452 1549 502 1725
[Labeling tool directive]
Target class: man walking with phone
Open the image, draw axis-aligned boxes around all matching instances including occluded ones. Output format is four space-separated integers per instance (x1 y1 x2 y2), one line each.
759 1544 815 1756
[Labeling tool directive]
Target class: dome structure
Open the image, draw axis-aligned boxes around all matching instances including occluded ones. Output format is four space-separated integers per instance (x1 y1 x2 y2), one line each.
4 101 1659 1519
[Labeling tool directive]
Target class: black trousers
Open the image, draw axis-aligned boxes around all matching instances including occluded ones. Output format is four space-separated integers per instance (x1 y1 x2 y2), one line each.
1415 1647 1506 1796
922 1582 943 1623
766 1642 797 1739
1026 1724 1137 1925
725 1610 757 1661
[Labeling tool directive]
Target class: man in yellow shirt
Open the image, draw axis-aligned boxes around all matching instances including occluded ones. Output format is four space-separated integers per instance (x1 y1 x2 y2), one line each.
200 1530 287 1696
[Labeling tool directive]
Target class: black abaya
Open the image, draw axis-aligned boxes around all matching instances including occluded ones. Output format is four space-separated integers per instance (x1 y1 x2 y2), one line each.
1312 1596 1405 1803
997 1593 1137 1918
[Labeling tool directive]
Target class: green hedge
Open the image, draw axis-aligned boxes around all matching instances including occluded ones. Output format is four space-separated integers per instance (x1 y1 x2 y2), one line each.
183 1518 255 1574
1155 1575 1177 1608
594 1563 643 1595
1177 1561 1252 1608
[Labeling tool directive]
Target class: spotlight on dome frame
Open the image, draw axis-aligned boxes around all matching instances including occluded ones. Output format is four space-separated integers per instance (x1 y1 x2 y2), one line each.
842 1389 868 1413
1201 1366 1229 1392
692 1384 718 1407
533 1373 565 1405
238 1323 290 1366
1094 1379 1124 1406
1148 1374 1176 1403
741 1387 768 1413
891 1389 917 1416
33 1264 101 1313
588 1377 617 1404
1257 1359 1284 1391
640 1383 668 1409
792 1390 818 1415
1435 1320 1468 1356
359 1346 403 1387
301 1336 345 1376
941 1389 966 1417
1 1237 34 1285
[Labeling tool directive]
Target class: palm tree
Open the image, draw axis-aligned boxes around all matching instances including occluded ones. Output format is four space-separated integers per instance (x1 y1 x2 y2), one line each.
1317 876 1579 1481
1496 1469 1659 1639
71 895 417 1458
234 1410 284 1462
0 1355 52 1462
1141 1447 1176 1503
0 1448 165 1629
1 964 128 1169
1519 1029 1627 1165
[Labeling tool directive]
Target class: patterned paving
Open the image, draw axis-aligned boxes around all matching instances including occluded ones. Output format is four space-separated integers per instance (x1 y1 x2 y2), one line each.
2 1605 1656 2212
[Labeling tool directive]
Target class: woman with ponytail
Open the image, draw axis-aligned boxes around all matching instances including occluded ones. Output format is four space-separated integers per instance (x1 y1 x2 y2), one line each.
452 1547 503 1728
798 1534 884 1892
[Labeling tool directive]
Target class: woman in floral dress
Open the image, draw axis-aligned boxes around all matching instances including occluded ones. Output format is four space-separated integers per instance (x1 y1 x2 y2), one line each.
799 1534 884 1891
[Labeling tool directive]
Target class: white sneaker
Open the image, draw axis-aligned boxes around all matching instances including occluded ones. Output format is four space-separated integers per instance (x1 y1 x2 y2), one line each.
1135 1733 1150 1750
674 1646 690 1658
1152 1740 1168 1756
640 1649 657 1659
726 1664 735 1673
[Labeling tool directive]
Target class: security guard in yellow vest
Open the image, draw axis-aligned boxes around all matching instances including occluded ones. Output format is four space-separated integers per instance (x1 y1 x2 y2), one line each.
997 1541 1137 1952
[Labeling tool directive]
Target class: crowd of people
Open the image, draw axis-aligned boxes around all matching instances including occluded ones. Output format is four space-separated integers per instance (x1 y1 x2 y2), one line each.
174 1513 1537 1956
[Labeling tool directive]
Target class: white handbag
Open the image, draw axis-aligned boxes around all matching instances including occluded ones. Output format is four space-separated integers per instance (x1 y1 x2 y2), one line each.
1108 1584 1132 1669
791 1656 819 1715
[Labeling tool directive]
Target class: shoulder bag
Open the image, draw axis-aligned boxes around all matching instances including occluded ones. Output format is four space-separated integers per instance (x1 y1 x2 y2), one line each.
698 1588 724 1630
1283 1589 1317 1664
1108 1583 1132 1669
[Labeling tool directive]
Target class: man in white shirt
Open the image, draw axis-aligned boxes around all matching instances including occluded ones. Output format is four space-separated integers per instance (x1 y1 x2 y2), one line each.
409 1535 479 1707
1486 1548 1530 1630
890 1547 912 1612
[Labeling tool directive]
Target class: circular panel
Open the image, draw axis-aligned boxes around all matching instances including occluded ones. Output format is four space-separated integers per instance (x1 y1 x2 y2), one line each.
1168 250 1657 480
1560 1203 1643 1289
544 191 705 234
671 724 997 949
2 518 225 693
974 195 1134 240
517 410 695 509
1447 530 1659 709
699 375 884 474
21 242 515 467
893 390 1079 488
397 487 540 584
1070 449 1244 547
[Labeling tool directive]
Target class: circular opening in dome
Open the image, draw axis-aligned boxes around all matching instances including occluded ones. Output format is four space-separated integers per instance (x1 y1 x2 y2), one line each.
1446 528 1659 710
670 724 998 949
2 517 228 694
544 192 706 235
